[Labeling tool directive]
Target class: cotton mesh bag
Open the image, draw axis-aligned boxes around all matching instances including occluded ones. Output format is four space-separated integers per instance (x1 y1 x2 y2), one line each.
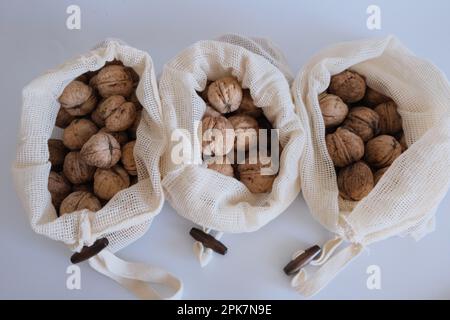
159 35 304 266
12 39 182 299
289 35 450 296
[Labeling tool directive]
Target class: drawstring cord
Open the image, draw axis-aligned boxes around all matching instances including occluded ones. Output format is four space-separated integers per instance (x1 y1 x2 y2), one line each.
290 236 364 297
193 227 224 267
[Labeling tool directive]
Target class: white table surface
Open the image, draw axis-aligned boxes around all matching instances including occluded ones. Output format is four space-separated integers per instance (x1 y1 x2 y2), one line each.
1 0 450 299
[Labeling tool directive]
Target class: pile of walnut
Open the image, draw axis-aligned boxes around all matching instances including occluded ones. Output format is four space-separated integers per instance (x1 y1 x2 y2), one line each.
198 76 278 193
48 60 140 216
321 70 407 201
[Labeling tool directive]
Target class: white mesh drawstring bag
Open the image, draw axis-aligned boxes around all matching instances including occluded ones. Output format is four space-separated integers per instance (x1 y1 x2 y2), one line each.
289 35 450 296
159 35 304 266
12 39 182 299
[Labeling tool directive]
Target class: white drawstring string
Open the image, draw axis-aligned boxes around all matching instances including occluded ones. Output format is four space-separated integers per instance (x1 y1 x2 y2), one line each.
310 236 344 266
291 236 363 297
193 227 224 267
89 250 183 300
70 211 97 253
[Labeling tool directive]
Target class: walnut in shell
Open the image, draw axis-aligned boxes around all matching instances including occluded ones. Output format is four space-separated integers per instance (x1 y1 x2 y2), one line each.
91 108 105 127
228 115 259 152
374 101 402 135
342 106 379 142
207 77 243 114
59 191 101 215
129 91 143 111
80 132 121 168
337 161 374 201
95 65 134 98
326 127 364 167
58 80 97 116
63 151 96 184
201 115 235 157
363 87 391 108
96 95 136 132
373 166 390 185
204 105 221 118
206 156 234 177
237 156 277 193
125 66 140 88
128 109 142 139
238 89 263 118
365 135 402 168
55 107 76 128
319 93 349 128
48 139 68 170
99 127 129 145
75 74 89 83
328 70 366 103
121 140 137 175
63 118 98 150
72 184 93 193
48 171 72 210
93 165 130 200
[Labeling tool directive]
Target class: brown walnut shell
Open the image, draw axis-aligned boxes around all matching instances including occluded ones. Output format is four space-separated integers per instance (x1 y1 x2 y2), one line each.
363 87 391 108
58 80 91 108
204 105 222 118
129 91 143 111
228 115 259 152
48 171 72 210
337 161 374 201
59 191 101 216
48 139 68 170
325 127 364 167
55 107 76 128
63 118 98 150
201 115 235 157
128 109 142 139
99 127 129 145
365 135 402 168
72 184 93 193
58 80 97 116
91 108 105 127
66 93 97 116
319 93 349 128
206 156 234 177
93 165 130 200
374 166 390 185
80 132 121 168
342 106 379 142
95 65 134 98
374 101 402 135
97 95 137 132
207 77 243 114
63 151 96 184
75 74 89 83
125 67 140 88
121 140 137 175
237 156 277 193
328 70 366 103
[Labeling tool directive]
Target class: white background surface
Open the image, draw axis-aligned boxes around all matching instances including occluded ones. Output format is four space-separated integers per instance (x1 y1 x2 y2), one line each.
1 0 450 299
